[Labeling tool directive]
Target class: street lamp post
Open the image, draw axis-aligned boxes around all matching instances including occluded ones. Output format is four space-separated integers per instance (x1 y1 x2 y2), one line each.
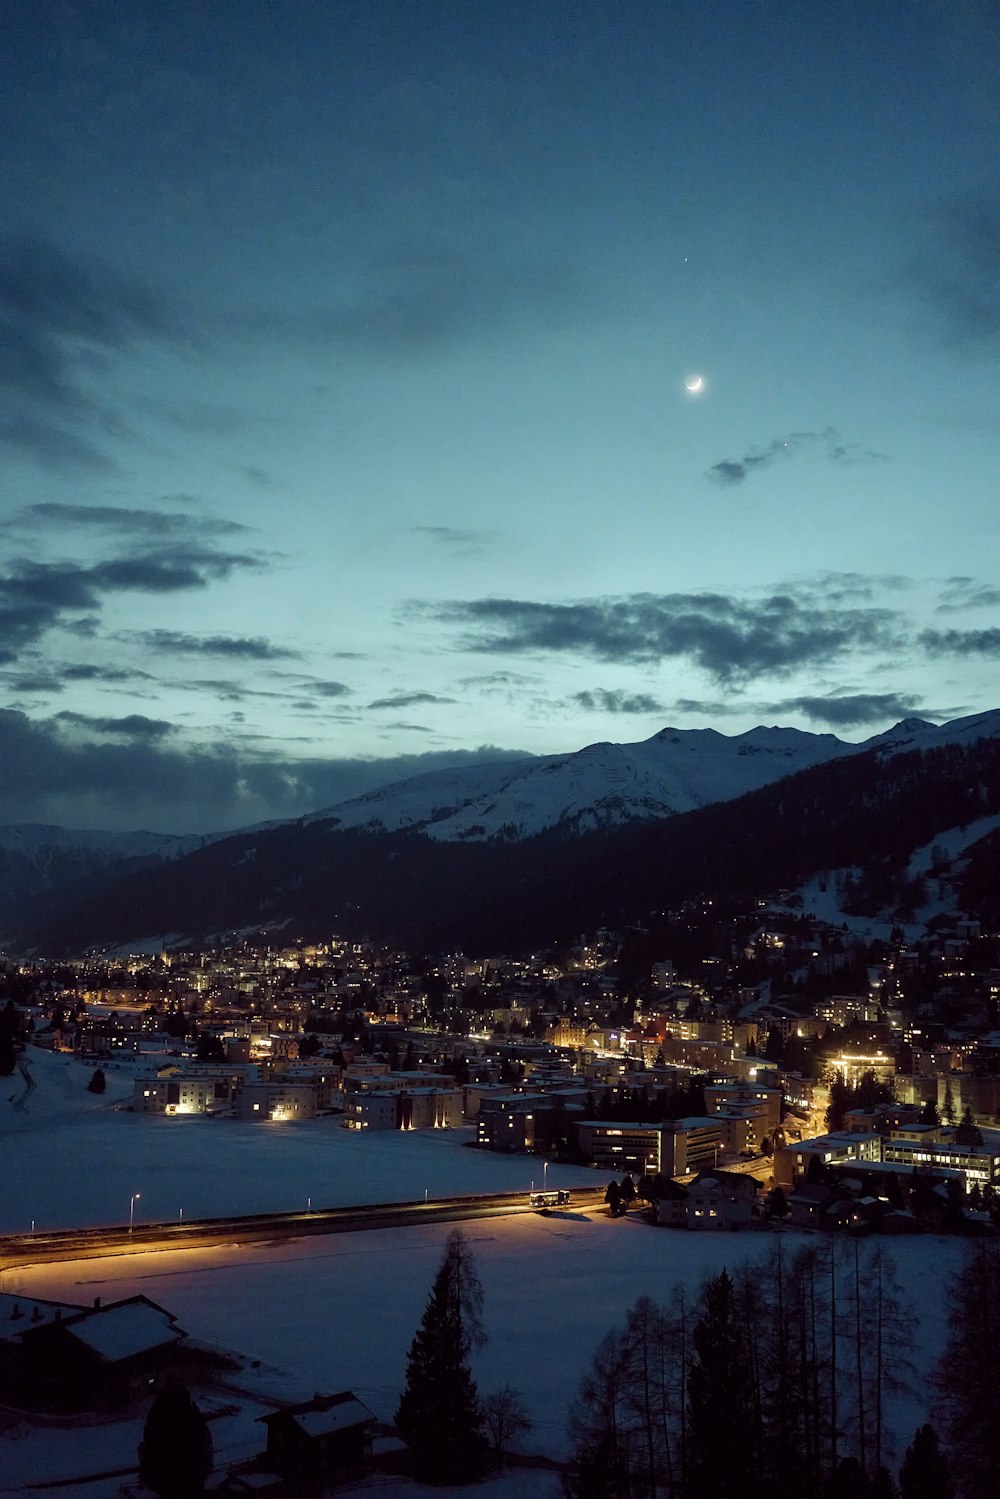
543 1160 549 1191
129 1192 140 1235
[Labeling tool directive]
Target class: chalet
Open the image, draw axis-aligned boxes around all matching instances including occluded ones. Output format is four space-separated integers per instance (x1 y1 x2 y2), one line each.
12 1295 186 1410
257 1391 376 1492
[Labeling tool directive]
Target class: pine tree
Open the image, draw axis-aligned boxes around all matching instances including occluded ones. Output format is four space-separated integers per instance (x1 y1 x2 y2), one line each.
955 1107 983 1147
899 1424 954 1499
395 1229 488 1484
686 1269 760 1499
0 1000 17 1076
138 1383 213 1497
935 1241 1000 1499
88 1067 106 1094
942 1083 957 1126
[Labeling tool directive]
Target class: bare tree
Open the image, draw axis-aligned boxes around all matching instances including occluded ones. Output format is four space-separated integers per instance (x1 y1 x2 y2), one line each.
482 1385 533 1467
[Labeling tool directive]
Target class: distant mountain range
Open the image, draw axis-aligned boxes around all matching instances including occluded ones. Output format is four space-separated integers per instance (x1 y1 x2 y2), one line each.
5 710 1000 955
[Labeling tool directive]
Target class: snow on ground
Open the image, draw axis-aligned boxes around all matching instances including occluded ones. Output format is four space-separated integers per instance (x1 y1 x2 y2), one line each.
2 1216 970 1498
783 812 1000 944
0 1046 976 1496
0 1049 598 1235
906 812 1000 877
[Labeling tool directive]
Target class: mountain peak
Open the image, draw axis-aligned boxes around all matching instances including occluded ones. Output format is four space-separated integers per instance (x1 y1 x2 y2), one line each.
871 717 937 742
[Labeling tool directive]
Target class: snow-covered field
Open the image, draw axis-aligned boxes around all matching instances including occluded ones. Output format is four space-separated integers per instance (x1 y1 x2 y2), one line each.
0 1050 598 1234
0 1049 972 1497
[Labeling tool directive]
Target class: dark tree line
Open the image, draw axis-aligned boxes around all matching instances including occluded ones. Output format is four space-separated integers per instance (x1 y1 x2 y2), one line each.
28 732 1000 956
564 1238 915 1499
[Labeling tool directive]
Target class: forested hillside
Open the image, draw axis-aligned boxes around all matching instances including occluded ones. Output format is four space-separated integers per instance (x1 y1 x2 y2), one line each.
23 737 1000 955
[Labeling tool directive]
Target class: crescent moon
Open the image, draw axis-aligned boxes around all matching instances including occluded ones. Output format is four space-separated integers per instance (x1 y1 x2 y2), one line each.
685 375 704 393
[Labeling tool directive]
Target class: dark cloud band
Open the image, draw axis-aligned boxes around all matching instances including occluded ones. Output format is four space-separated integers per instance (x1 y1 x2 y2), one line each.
424 590 904 685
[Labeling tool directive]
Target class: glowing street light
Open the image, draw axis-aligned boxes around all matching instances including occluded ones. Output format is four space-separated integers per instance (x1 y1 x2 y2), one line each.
129 1192 140 1235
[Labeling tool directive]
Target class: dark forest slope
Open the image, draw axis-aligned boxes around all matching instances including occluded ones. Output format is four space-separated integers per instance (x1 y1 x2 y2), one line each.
22 737 1000 955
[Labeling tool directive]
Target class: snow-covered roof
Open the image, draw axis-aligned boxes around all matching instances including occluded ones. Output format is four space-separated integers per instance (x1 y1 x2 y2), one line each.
293 1399 374 1437
0 1293 83 1343
262 1394 375 1437
62 1300 184 1362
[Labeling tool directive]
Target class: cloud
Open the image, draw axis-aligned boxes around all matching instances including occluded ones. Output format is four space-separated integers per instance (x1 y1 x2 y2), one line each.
708 460 748 484
134 631 300 660
778 693 924 728
920 626 1000 657
61 663 154 683
457 671 540 693
424 590 905 685
674 697 743 718
240 465 277 487
706 428 881 486
671 691 929 729
410 525 495 551
307 680 353 698
0 546 265 658
8 674 64 695
0 235 184 472
0 710 530 831
572 689 665 714
11 502 250 540
367 690 456 710
913 193 1000 349
54 711 177 740
789 572 912 605
935 577 1000 613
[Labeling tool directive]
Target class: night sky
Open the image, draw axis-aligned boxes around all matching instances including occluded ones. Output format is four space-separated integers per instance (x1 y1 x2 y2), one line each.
2 1 998 832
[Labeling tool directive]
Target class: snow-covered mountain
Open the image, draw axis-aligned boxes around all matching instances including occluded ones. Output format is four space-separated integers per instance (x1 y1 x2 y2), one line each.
307 711 1000 842
0 824 204 861
305 725 833 841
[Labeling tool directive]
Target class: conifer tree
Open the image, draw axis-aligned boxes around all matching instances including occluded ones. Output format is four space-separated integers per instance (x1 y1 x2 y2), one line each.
395 1229 488 1484
686 1269 760 1499
935 1241 1000 1499
899 1421 953 1499
899 1424 954 1499
138 1383 212 1497
0 1000 18 1076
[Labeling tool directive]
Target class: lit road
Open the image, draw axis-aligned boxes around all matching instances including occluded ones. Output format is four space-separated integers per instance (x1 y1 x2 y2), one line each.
0 1187 608 1272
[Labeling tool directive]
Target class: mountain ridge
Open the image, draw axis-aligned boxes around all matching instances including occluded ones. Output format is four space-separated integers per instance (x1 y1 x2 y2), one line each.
12 716 1000 957
297 711 1000 843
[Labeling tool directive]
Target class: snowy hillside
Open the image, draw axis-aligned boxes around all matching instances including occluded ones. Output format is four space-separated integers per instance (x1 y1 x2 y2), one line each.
310 723 854 842
307 712 1000 843
0 823 204 860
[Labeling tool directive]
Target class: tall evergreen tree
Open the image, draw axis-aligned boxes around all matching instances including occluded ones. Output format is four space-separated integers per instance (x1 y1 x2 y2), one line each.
899 1424 954 1499
395 1229 488 1484
935 1242 1000 1499
686 1269 760 1499
137 1383 212 1498
0 999 18 1076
